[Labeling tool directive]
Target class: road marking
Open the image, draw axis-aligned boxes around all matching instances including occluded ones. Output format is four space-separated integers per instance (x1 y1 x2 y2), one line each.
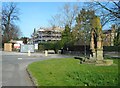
18 58 22 60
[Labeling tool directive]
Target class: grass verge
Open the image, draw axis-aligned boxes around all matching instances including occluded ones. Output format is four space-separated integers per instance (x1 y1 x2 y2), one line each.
27 58 119 86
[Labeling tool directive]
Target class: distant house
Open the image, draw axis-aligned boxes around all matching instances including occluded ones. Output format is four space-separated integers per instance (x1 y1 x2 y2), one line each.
102 25 117 46
73 25 118 47
32 26 64 44
10 39 24 44
9 39 24 49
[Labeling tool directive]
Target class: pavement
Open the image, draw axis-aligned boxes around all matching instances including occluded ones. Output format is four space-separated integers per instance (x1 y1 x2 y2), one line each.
104 52 120 59
1 51 72 86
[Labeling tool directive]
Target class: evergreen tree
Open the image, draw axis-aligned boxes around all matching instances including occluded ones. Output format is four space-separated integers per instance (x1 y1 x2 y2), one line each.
54 24 71 52
61 24 71 46
74 9 97 45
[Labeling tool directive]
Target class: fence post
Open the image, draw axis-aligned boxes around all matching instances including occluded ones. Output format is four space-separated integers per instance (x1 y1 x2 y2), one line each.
45 50 48 56
28 50 31 56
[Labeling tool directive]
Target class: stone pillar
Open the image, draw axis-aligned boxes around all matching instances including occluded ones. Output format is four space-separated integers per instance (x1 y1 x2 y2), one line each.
90 29 96 60
96 35 103 60
90 30 95 50
90 50 96 60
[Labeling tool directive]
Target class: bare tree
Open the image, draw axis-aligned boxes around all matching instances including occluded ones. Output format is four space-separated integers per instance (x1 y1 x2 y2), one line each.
48 14 62 27
9 24 21 39
85 1 120 27
2 2 21 43
49 3 80 29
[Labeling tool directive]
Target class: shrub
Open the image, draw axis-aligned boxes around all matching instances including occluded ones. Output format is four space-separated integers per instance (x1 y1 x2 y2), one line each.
38 42 55 50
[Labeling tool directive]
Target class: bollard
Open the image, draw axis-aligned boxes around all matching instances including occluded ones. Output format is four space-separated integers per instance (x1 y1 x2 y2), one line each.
28 50 31 56
45 50 48 56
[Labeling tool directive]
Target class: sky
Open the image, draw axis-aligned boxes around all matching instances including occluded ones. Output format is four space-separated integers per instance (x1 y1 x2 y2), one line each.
2 2 112 38
2 2 84 37
18 2 66 37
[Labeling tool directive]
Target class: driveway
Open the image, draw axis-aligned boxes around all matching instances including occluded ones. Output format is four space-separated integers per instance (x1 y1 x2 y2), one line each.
2 51 71 86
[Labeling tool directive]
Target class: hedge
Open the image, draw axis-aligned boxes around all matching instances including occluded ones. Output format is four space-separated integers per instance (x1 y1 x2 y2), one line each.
38 42 119 53
38 42 55 51
103 46 120 52
63 45 119 52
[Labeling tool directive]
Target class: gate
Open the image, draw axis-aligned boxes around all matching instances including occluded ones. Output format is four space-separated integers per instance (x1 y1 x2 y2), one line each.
20 44 34 53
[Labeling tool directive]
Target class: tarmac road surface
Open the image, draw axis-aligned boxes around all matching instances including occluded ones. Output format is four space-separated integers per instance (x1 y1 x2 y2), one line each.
2 51 71 86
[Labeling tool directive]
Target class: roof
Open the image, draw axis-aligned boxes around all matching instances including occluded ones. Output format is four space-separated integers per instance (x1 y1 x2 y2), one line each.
37 26 64 32
10 39 23 44
102 29 111 34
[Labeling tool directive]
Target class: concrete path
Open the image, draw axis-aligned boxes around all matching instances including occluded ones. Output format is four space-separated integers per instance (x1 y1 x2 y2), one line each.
104 52 120 59
2 51 72 86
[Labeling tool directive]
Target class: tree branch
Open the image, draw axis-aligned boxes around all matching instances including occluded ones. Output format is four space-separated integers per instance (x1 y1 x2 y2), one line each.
97 2 120 18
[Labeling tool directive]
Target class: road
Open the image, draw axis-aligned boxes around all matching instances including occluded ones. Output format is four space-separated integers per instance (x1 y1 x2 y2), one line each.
1 51 119 87
2 51 71 86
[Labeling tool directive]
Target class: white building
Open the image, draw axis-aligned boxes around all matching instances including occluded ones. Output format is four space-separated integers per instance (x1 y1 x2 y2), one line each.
32 26 64 44
9 39 24 49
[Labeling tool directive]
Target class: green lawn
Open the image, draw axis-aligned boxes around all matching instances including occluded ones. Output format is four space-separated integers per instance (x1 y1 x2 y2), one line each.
28 58 119 86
